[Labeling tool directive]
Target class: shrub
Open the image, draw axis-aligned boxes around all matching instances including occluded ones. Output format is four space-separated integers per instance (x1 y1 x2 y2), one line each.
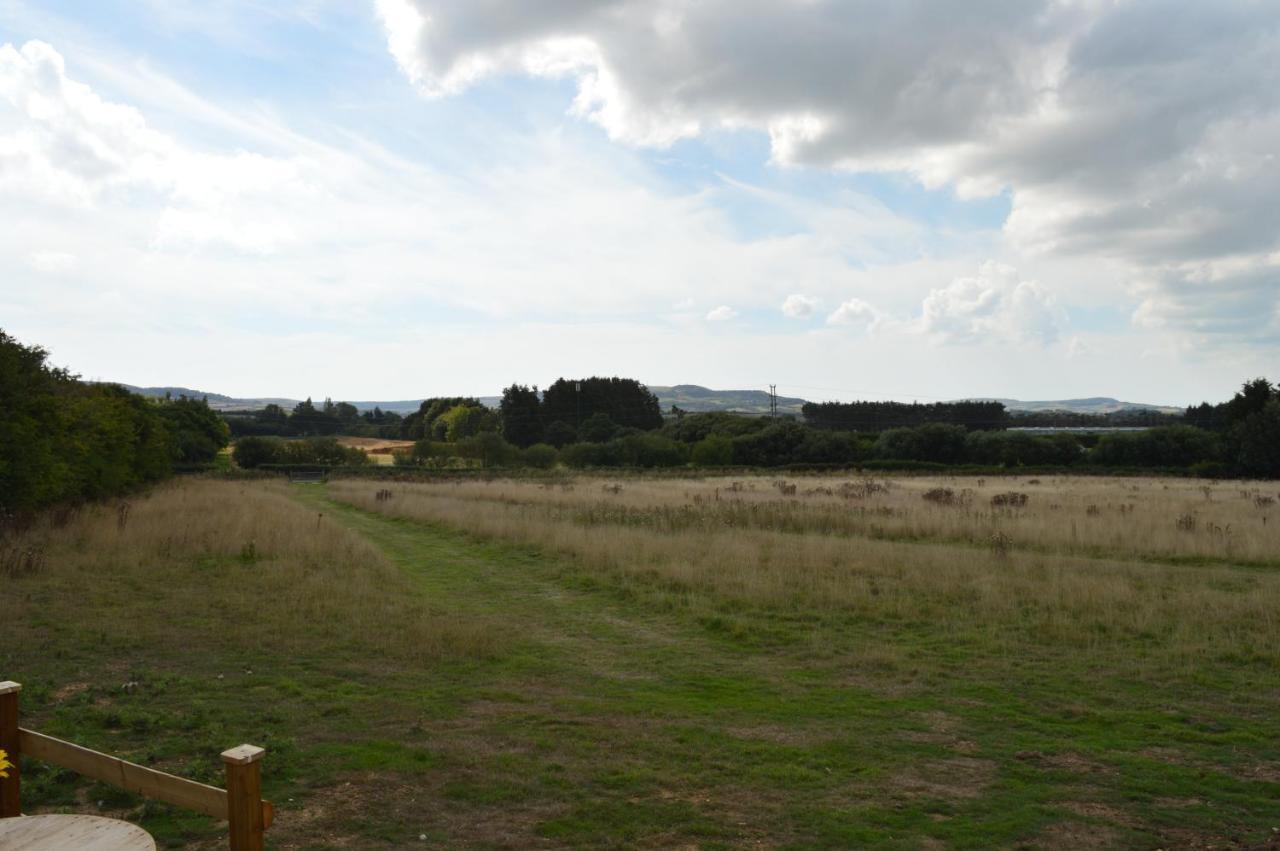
232 437 282 469
456 432 518 468
964 431 1082 466
873 423 968 464
690 435 735 467
579 412 619 443
522 443 559 469
1092 426 1220 469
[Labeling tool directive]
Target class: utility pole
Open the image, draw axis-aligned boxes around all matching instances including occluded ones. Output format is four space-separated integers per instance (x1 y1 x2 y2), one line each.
769 384 778 419
575 381 582 431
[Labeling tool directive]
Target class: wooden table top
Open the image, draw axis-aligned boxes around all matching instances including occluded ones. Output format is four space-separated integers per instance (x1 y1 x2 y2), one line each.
0 814 157 850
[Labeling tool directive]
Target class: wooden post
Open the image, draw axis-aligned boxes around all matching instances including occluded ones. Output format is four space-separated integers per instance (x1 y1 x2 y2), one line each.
0 681 20 818
221 744 265 851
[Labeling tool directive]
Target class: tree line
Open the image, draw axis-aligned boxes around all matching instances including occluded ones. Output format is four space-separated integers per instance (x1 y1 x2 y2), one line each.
1 330 229 512
387 378 1280 477
225 399 404 438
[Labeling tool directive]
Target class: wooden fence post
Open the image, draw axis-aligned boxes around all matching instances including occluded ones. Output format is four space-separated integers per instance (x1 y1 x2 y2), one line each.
222 744 265 851
0 681 20 818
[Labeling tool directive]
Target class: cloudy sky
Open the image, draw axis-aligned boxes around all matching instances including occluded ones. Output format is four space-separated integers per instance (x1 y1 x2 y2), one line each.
2 1 1277 404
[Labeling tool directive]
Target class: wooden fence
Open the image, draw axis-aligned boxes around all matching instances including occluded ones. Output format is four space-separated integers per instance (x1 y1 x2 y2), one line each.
0 681 272 850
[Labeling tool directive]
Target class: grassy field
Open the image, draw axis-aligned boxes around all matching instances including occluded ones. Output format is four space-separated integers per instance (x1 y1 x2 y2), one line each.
4 473 1280 848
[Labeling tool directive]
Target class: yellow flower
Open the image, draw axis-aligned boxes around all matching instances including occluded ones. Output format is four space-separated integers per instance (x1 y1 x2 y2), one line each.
0 747 11 779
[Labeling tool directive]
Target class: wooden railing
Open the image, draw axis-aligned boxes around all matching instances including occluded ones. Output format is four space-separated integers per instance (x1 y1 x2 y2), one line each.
0 681 273 850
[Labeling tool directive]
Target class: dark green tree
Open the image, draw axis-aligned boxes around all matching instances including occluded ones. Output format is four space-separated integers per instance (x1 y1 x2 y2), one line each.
499 384 543 448
541 377 663 432
157 396 230 463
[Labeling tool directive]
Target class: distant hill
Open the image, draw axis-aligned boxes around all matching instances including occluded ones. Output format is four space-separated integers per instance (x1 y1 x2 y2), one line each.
972 397 1185 415
107 384 298 411
649 385 807 416
106 381 1183 418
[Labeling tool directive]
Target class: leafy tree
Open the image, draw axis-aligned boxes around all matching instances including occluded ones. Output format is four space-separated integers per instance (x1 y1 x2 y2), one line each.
730 422 811 466
499 384 543 448
400 397 484 440
544 420 578 448
662 411 769 444
439 404 498 441
1226 378 1276 424
579 412 619 442
690 435 734 467
232 436 281 469
1092 426 1220 468
157 396 230 463
542 377 663 432
456 432 517 468
872 424 968 463
1 330 175 509
965 431 1082 466
804 400 1007 431
1233 400 1280 478
522 443 558 469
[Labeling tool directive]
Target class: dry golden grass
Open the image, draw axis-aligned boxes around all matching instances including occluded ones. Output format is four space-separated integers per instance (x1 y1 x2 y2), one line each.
2 478 497 663
329 474 1280 672
333 473 1280 562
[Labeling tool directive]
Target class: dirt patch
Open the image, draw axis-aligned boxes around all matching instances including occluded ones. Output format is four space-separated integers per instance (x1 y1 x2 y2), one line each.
1032 821 1122 849
1059 800 1137 826
1015 750 1116 775
52 681 89 702
888 756 996 801
272 771 566 849
1238 761 1280 784
725 722 834 747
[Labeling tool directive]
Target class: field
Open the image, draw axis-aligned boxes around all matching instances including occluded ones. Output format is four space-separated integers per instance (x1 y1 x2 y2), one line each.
334 437 417 465
3 473 1280 848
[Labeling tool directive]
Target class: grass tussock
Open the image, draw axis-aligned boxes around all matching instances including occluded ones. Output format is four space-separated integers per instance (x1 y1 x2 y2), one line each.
2 478 498 665
329 475 1280 673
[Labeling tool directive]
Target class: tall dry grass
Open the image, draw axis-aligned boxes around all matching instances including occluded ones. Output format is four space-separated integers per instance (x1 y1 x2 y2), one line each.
333 474 1280 564
2 479 496 665
329 476 1280 672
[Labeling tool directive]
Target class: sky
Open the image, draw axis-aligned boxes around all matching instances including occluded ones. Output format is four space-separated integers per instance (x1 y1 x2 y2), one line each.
1 1 1277 405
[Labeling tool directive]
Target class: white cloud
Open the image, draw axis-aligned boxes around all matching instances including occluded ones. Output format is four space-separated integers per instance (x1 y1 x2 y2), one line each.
376 1 1280 347
705 305 737 322
826 298 880 330
781 293 818 318
920 262 1065 346
27 250 76 274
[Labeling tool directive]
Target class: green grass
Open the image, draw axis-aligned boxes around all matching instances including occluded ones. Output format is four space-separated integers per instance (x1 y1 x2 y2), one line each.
6 481 1280 847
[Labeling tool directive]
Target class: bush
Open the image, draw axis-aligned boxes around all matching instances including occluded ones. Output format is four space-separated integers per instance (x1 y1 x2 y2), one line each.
232 437 282 469
522 443 559 469
964 431 1082 466
873 423 968 464
456 432 518 468
280 438 368 466
730 422 810 467
663 412 770 444
1092 426 1220 469
691 435 735 467
544 421 578 448
579 412 619 443
616 434 687 468
1233 401 1280 478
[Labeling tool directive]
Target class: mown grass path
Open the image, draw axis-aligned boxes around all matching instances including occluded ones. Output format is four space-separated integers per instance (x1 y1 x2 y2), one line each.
296 486 1280 849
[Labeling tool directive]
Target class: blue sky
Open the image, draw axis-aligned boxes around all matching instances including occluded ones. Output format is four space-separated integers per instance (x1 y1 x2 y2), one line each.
1 1 1276 404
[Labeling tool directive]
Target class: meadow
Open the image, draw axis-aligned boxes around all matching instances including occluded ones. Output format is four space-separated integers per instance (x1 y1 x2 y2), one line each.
3 473 1279 848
